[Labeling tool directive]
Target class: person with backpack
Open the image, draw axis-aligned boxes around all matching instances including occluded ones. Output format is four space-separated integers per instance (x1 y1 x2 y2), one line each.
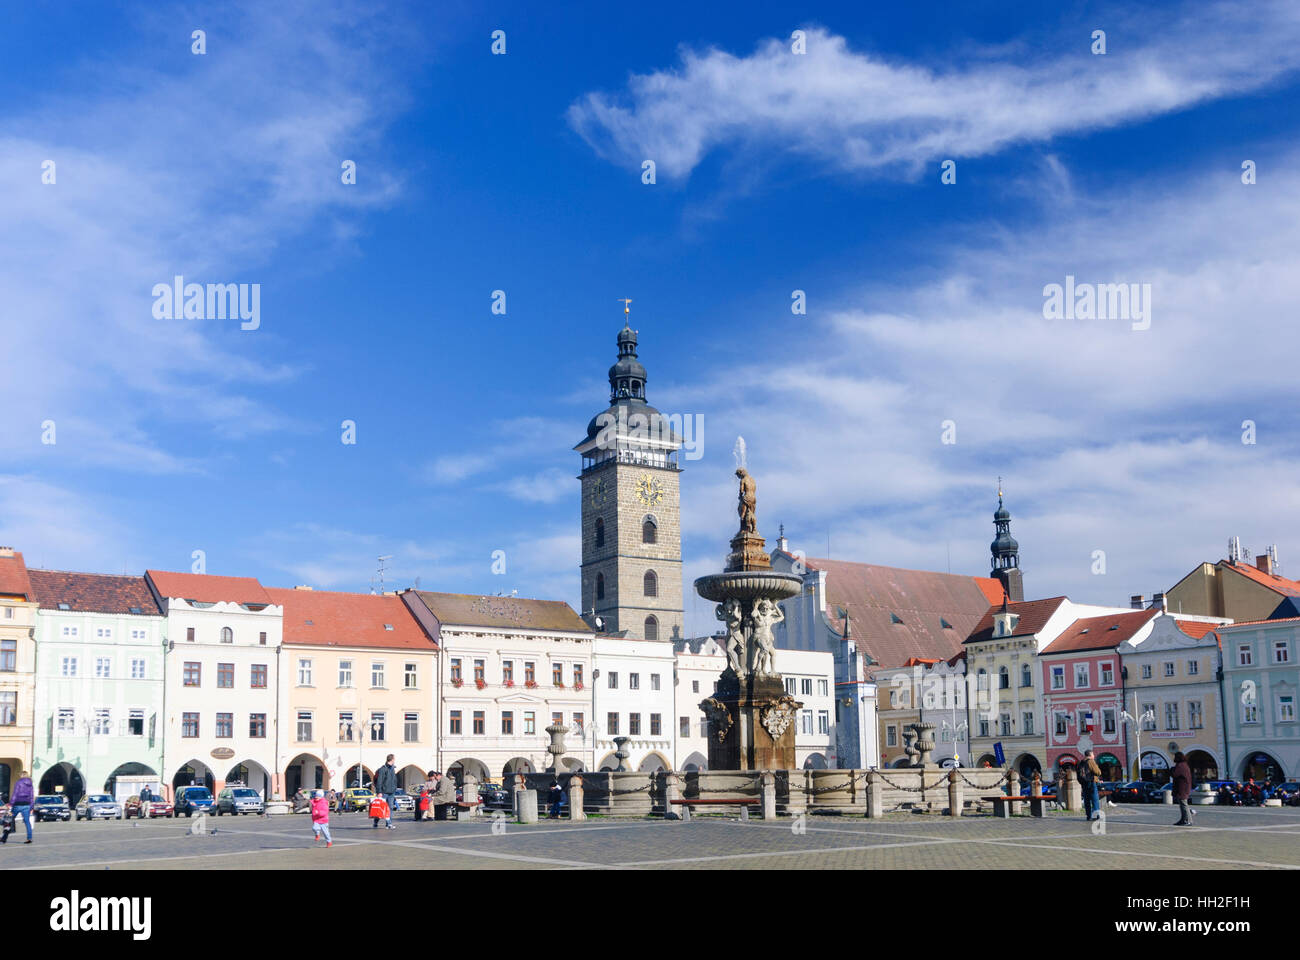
1077 750 1102 821
8 772 34 843
373 755 398 830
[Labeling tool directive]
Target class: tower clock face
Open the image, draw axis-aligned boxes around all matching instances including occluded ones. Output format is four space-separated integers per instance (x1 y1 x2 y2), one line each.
589 476 609 507
637 473 664 506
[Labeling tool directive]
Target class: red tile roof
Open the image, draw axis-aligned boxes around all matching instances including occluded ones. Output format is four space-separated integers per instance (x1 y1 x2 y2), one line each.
1221 561 1300 598
411 591 591 633
28 570 161 615
266 587 436 651
1217 615 1300 629
146 570 271 605
0 551 32 599
1041 608 1159 655
965 597 1069 645
801 557 1008 672
1172 619 1221 640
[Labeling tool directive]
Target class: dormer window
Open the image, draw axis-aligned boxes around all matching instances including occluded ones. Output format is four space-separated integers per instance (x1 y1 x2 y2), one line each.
890 613 903 625
940 618 952 629
57 602 70 611
384 624 393 631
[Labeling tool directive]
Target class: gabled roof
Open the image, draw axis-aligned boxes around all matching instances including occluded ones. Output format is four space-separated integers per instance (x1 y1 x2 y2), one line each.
410 591 591 633
1172 619 1220 640
145 570 272 606
1041 608 1159 655
266 587 436 651
28 570 161 616
0 551 32 599
965 597 1068 645
796 556 1006 672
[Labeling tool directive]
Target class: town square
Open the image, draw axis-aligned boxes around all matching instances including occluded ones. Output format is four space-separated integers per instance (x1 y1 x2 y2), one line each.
1 5 1299 927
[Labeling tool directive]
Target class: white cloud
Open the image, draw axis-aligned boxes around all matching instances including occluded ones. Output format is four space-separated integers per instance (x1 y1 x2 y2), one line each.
569 5 1300 180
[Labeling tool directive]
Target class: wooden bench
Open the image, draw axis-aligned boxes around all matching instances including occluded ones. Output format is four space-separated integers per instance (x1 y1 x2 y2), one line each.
670 798 756 822
447 800 481 821
984 795 1046 818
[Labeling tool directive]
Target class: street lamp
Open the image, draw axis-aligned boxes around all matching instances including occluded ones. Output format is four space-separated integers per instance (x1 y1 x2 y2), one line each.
1121 693 1154 781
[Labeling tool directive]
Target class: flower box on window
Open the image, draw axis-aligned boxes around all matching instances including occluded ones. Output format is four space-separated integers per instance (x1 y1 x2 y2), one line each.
451 678 463 688
504 680 515 688
573 682 584 691
525 680 538 689
475 678 486 690
554 681 565 689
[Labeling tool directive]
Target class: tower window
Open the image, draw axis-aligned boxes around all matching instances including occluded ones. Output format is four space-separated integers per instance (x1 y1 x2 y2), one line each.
644 570 658 598
632 382 641 397
644 616 658 642
642 518 657 544
595 517 604 549
596 573 605 601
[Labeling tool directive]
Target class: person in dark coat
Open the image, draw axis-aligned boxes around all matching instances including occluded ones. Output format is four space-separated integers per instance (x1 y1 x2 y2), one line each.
547 781 564 819
374 755 399 830
429 771 457 821
1077 751 1102 821
8 773 34 843
1171 751 1195 826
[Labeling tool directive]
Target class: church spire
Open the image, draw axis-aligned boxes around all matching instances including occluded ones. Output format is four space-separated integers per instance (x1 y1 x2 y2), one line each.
990 480 1024 602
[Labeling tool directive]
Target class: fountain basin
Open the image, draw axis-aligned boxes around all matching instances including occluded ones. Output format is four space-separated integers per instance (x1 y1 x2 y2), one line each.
694 570 802 603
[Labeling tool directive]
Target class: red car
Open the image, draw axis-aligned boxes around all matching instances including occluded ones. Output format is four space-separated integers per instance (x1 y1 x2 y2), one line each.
124 795 174 819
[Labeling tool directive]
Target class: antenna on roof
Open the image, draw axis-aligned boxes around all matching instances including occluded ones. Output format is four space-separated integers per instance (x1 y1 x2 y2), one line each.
1228 537 1245 564
1268 544 1280 575
372 555 393 595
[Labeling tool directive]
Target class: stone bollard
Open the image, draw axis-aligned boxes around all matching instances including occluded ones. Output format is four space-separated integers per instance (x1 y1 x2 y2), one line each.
761 771 777 820
568 775 586 821
664 770 683 820
947 768 963 817
1064 769 1082 811
515 789 538 824
1162 786 1174 805
461 774 479 819
866 771 883 818
1031 772 1042 797
1008 768 1021 798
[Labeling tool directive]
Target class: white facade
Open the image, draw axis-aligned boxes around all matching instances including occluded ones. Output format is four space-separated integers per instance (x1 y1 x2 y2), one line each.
151 583 284 798
587 635 676 771
672 637 837 770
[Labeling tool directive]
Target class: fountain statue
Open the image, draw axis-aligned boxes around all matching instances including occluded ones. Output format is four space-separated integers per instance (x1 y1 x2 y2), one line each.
695 444 803 770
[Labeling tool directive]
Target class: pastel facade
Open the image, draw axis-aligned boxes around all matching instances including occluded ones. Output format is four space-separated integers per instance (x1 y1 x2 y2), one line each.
403 590 594 783
0 549 37 800
877 655 969 768
147 570 284 798
588 635 675 771
29 571 166 803
1118 615 1227 782
268 587 439 794
1218 618 1299 781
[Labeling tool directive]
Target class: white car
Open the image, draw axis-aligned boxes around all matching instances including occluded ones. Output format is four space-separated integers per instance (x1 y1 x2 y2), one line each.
391 791 416 812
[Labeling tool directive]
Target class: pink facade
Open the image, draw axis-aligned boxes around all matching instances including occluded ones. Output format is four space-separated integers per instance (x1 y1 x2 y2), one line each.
1041 648 1128 778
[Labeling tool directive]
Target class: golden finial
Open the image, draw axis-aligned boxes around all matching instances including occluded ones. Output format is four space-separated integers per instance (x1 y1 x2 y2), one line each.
618 298 632 316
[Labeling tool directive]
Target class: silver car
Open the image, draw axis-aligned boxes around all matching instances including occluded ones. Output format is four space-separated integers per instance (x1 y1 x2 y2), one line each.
216 787 265 815
75 794 123 820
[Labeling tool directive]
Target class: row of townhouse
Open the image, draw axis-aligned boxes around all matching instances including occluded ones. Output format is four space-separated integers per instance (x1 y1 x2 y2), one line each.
0 549 838 803
875 592 1299 785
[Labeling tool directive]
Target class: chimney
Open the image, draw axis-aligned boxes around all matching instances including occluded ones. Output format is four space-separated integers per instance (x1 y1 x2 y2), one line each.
0 547 13 558
1130 594 1145 609
1256 554 1274 576
1152 592 1167 611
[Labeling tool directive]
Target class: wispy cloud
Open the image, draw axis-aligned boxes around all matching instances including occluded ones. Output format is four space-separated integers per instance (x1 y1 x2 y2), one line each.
569 5 1300 180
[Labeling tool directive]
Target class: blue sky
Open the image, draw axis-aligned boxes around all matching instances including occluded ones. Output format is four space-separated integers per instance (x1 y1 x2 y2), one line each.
3 0 1300 634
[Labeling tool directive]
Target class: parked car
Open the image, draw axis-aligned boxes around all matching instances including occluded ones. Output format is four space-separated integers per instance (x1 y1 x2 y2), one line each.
478 783 510 808
75 794 123 821
1264 781 1299 801
124 795 174 819
216 787 265 816
1150 782 1177 803
340 787 374 812
1097 780 1123 797
1111 781 1159 803
173 786 216 817
33 794 71 822
391 790 415 812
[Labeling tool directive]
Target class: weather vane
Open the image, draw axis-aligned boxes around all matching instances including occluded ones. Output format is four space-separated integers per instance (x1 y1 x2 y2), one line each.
618 297 632 316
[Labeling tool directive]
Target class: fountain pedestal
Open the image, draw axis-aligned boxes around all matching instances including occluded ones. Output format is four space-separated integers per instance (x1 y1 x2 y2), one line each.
704 673 801 771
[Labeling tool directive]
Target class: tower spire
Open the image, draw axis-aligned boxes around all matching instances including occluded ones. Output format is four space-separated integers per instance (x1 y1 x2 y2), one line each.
990 482 1024 602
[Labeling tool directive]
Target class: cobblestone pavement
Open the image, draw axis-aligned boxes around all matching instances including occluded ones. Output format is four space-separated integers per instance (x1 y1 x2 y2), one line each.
3 804 1298 870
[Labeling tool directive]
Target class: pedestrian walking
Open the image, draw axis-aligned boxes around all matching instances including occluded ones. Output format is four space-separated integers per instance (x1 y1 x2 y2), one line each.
1171 752 1196 826
1078 750 1102 821
547 781 564 819
310 790 333 847
430 771 457 821
0 803 13 844
8 772 34 844
374 755 399 830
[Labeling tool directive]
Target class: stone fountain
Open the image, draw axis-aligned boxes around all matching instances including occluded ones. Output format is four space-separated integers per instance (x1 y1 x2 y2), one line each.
695 447 803 770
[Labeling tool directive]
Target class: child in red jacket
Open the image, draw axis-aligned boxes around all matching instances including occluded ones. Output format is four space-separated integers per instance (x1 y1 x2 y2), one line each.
310 790 332 847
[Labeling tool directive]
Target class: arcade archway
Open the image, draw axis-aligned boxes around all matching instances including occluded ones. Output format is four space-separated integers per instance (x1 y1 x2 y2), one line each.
1241 751 1284 782
39 761 86 805
225 760 271 796
1186 750 1219 781
171 760 214 795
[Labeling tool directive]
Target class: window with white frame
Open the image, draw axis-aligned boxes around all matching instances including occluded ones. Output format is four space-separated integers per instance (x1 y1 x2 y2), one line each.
1102 707 1116 735
404 712 419 742
92 708 112 735
818 710 829 735
297 710 313 741
1279 695 1296 723
57 708 75 732
339 660 352 687
95 627 113 639
369 711 386 741
1187 659 1199 676
130 658 146 679
1021 663 1032 687
61 625 78 638
130 628 146 640
1054 712 1068 736
95 657 111 679
800 710 813 735
1165 702 1180 730
61 656 78 677
1051 666 1065 690
1243 701 1259 724
1100 662 1114 686
1274 640 1291 664
979 717 990 737
1000 712 1012 736
1189 700 1203 728
1074 664 1089 688
886 725 897 747
371 662 385 688
128 708 145 736
1141 663 1152 679
1238 644 1253 667
1142 703 1157 730
297 658 312 686
818 679 828 696
1163 661 1175 678
1022 711 1035 735
651 673 661 691
338 711 354 741
405 663 418 689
